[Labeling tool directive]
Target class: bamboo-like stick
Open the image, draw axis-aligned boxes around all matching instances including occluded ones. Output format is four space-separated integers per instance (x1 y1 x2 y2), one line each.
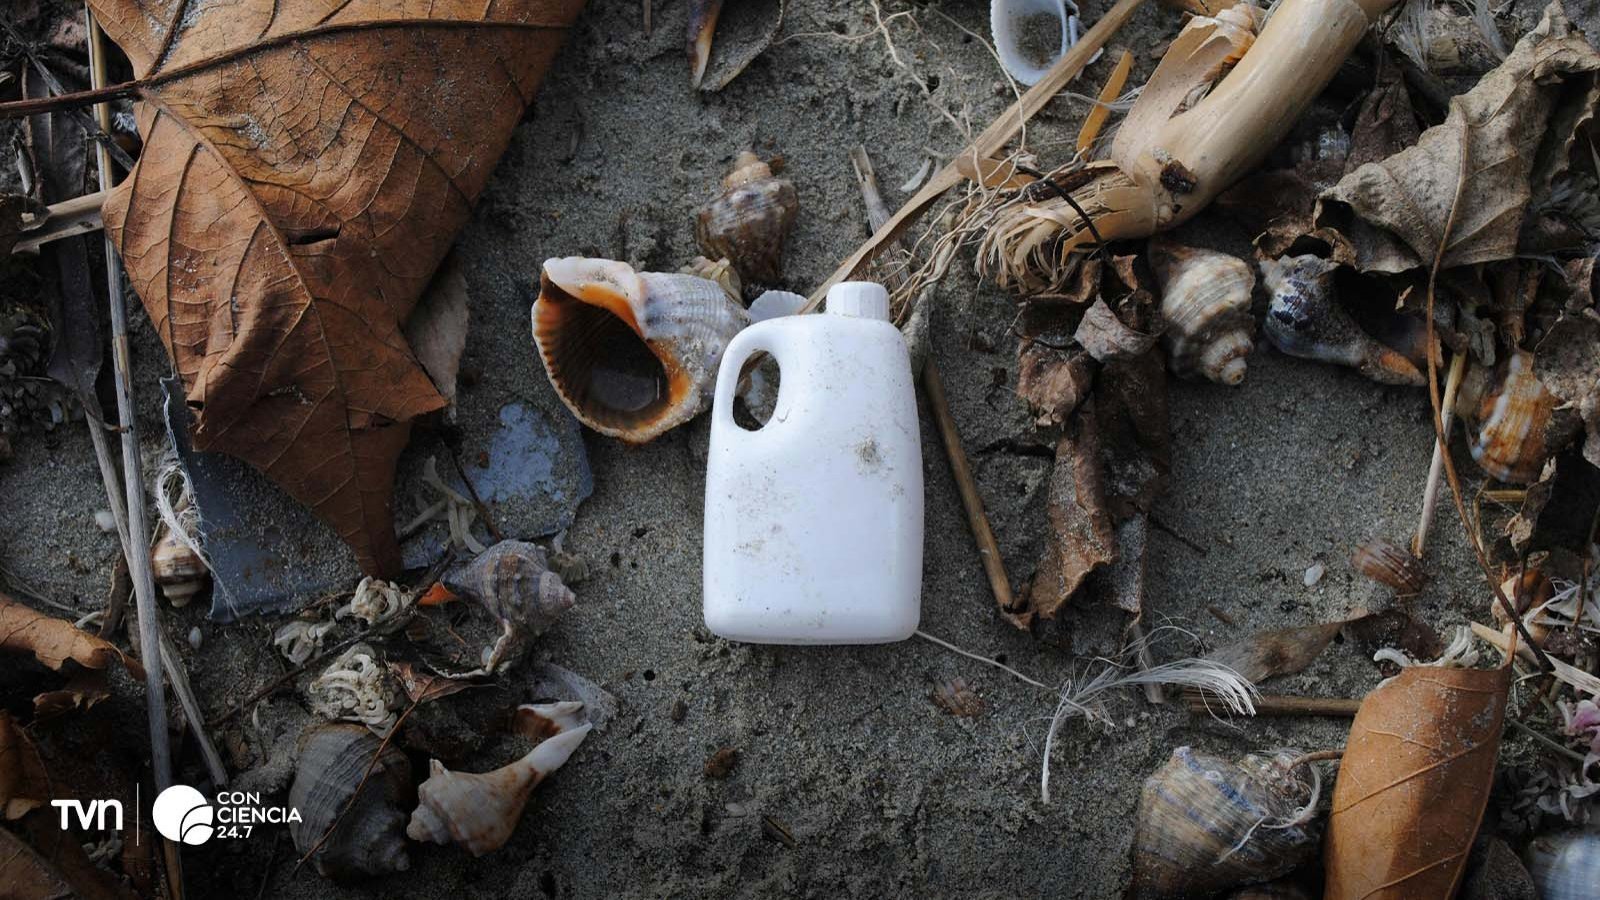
1412 351 1466 558
1076 49 1134 154
803 0 1153 310
924 361 1016 613
1182 687 1360 717
12 191 106 254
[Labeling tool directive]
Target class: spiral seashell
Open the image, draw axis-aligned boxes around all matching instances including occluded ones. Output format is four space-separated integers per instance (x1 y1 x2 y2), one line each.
1259 255 1424 386
407 702 592 856
1456 350 1565 485
443 540 576 672
151 529 208 607
1350 537 1427 596
1524 830 1600 900
1130 747 1321 900
289 723 413 882
1149 239 1256 385
534 257 749 442
695 151 798 290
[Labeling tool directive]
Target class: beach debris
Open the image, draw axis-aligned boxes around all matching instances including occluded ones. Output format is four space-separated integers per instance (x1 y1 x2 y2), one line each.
1316 3 1600 274
0 592 141 680
1457 349 1575 485
682 255 743 303
687 0 783 91
1204 621 1344 685
1129 747 1322 899
1221 881 1313 900
1148 238 1255 385
1459 835 1538 900
1324 662 1511 898
149 529 206 608
1074 300 1159 363
289 723 414 881
404 254 472 418
1260 254 1423 386
1490 567 1556 645
527 662 620 733
441 540 577 674
408 702 592 856
930 676 985 718
1350 537 1428 596
273 618 336 666
334 577 413 631
0 711 48 820
695 151 798 292
150 450 210 607
82 0 587 577
386 660 472 706
1302 563 1324 588
1524 831 1600 900
534 258 750 442
990 0 1090 87
307 643 400 736
704 747 740 779
1532 272 1600 471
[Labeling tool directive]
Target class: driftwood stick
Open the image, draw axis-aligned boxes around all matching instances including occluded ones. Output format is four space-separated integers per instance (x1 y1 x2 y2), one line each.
924 361 1016 613
0 80 138 118
803 0 1152 310
1182 688 1361 717
1412 350 1466 559
158 629 229 786
12 191 106 255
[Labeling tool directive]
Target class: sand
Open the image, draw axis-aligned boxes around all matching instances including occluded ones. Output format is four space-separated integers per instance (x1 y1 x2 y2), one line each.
0 0 1580 896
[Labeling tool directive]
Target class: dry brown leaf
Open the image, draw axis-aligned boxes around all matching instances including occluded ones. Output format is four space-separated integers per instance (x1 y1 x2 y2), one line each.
1317 2 1600 274
405 253 472 415
1025 398 1116 621
1205 621 1345 684
0 712 49 821
0 825 75 900
1074 299 1158 363
386 659 472 705
90 0 586 575
31 671 112 720
0 593 142 678
1324 664 1511 899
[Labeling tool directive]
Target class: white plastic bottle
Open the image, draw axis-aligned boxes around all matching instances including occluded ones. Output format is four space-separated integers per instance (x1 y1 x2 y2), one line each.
703 282 923 644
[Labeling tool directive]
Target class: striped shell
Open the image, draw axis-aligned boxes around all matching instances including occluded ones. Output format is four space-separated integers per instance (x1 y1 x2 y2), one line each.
288 724 413 882
1350 537 1427 596
1458 350 1562 484
1150 239 1256 385
534 257 749 442
1131 747 1321 900
1525 830 1600 900
444 540 575 672
695 151 798 290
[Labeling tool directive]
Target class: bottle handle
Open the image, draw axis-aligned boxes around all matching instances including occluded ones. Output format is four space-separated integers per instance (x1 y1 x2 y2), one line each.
713 322 781 436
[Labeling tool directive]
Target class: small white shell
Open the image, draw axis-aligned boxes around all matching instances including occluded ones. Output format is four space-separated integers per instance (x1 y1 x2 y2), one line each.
1149 239 1256 385
534 258 749 442
991 0 1085 86
151 529 208 607
407 703 592 856
1525 830 1600 900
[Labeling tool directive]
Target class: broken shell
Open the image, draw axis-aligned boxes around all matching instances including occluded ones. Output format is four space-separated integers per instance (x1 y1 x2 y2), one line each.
1350 537 1427 596
308 643 399 735
289 723 413 882
1149 239 1256 385
1131 747 1321 900
1525 830 1600 900
1491 568 1554 645
407 702 592 856
931 676 985 717
443 540 576 672
681 255 743 304
695 151 798 289
534 257 749 442
687 0 723 88
151 529 207 607
1259 255 1424 386
1456 350 1565 485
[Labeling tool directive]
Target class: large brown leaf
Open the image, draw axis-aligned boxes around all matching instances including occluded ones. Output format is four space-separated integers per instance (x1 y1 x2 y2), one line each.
89 0 585 575
1324 664 1511 899
0 593 143 679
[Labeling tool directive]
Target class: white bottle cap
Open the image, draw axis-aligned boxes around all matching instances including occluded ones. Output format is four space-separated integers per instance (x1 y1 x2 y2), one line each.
827 282 890 320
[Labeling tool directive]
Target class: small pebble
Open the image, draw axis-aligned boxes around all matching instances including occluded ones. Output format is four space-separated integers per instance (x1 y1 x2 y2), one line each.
1303 562 1325 588
704 747 739 779
670 699 687 722
93 510 116 533
187 626 202 650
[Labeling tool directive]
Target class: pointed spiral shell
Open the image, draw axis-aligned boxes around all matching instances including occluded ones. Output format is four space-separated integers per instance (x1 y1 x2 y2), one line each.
694 151 798 290
289 724 413 881
1149 239 1255 385
1260 255 1423 386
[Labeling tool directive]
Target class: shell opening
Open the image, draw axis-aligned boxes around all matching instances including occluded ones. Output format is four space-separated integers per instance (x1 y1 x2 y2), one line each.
534 264 690 437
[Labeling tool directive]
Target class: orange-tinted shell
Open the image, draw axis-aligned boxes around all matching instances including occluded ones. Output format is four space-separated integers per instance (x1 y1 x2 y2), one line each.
533 258 748 442
1350 537 1427 595
1459 350 1563 484
695 151 798 288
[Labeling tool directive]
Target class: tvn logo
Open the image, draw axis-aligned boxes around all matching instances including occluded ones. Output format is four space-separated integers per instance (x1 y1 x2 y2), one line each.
52 785 299 845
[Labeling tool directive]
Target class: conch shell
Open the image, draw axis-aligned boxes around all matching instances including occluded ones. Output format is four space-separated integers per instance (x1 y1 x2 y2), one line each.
1260 254 1423 386
443 540 576 673
1149 238 1256 385
695 151 798 290
534 257 749 442
289 723 413 881
407 702 592 856
1456 349 1569 484
1130 746 1321 899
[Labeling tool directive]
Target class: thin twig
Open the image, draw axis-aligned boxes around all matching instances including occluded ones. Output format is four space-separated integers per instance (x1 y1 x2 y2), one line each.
447 447 502 543
97 554 130 639
914 630 1051 690
1412 350 1466 559
1288 748 1345 770
1181 688 1361 717
0 80 138 117
295 692 423 872
1505 717 1588 766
